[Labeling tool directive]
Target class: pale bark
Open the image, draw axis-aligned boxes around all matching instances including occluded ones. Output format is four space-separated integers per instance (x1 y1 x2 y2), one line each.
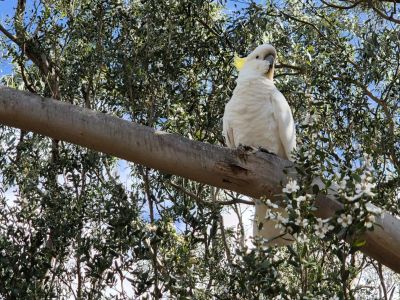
0 86 399 273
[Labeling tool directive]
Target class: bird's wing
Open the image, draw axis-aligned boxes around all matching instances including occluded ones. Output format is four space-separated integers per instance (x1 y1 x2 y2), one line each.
272 91 296 160
222 114 236 148
223 121 236 149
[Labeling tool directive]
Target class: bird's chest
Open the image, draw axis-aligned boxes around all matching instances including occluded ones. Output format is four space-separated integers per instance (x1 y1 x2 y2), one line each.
229 89 277 130
225 83 281 148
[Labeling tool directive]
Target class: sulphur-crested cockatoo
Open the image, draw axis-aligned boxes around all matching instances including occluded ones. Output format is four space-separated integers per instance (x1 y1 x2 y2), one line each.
222 44 296 246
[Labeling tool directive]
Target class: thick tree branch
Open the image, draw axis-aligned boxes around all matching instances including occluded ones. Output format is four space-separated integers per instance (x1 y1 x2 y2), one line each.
0 86 399 273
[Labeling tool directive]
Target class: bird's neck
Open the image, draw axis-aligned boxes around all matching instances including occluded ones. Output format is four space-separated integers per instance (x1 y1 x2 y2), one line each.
237 68 275 82
237 74 274 84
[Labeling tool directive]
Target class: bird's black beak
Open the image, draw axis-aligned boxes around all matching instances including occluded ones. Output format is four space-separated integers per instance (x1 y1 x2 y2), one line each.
264 54 275 66
264 54 275 80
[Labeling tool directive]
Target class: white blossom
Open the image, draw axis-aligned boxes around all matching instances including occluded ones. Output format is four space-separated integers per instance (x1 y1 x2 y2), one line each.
295 195 306 202
274 213 289 230
295 217 309 227
303 150 313 160
314 226 326 239
265 209 277 221
265 199 279 209
282 179 300 194
337 214 353 227
355 181 376 197
338 175 350 191
313 218 334 239
293 232 309 243
277 214 288 224
344 193 362 202
364 214 375 228
339 179 347 190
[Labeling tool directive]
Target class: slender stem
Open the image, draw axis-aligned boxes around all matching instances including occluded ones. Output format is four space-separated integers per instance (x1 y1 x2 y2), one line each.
141 168 161 299
170 182 254 206
371 4 400 24
320 0 361 9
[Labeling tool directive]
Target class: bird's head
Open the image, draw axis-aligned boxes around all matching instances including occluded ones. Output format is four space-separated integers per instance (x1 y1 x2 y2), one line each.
234 44 277 81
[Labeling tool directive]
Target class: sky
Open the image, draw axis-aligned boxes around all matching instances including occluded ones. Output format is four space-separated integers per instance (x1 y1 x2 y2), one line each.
0 0 17 76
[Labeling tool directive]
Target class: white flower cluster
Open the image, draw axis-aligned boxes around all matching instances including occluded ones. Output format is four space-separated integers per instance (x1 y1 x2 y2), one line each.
364 214 375 228
264 210 289 233
335 201 382 230
364 203 383 228
282 179 300 194
313 218 334 239
340 172 376 202
264 198 279 209
295 195 306 202
337 154 377 202
293 232 310 243
355 174 376 197
334 154 382 229
281 180 329 240
337 214 352 227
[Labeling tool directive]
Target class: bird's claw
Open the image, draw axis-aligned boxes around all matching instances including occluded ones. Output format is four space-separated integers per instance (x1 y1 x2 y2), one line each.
237 144 258 154
257 147 276 156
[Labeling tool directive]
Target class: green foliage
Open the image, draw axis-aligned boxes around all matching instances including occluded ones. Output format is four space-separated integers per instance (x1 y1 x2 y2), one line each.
0 0 399 299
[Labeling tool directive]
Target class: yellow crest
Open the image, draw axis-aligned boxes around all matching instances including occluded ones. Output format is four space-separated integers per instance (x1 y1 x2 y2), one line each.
233 55 246 71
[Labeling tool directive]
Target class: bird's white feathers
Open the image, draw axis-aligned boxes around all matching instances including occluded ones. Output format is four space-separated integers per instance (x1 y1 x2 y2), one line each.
222 44 296 246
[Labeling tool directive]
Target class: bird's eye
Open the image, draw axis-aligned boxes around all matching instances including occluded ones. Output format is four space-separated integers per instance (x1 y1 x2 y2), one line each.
256 55 259 59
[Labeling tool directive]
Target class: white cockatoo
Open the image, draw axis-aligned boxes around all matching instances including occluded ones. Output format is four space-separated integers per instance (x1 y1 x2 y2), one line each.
222 44 296 246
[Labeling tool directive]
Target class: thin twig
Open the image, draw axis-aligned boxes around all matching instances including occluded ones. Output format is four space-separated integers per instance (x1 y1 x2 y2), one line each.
169 181 254 206
275 72 301 78
332 76 399 170
0 24 19 44
321 0 361 9
371 4 400 24
275 63 305 71
211 187 233 264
